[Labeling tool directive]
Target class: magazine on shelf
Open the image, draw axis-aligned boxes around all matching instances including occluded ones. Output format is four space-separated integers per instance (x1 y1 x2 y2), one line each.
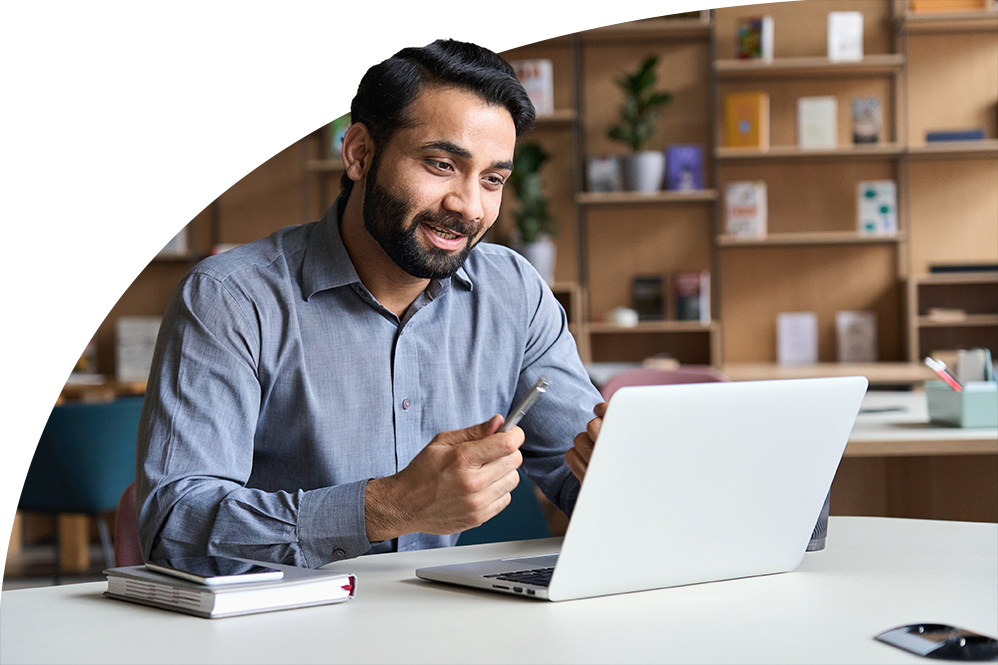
856 180 897 236
665 145 704 191
725 181 768 238
673 271 711 324
724 91 770 149
797 96 838 149
827 11 864 62
736 16 774 61
851 98 882 144
510 59 554 117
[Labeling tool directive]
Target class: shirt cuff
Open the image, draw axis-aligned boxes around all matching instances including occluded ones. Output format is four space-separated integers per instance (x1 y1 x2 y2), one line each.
298 479 372 566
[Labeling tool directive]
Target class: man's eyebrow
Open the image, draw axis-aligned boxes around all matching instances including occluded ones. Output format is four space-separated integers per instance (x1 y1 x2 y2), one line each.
422 140 513 172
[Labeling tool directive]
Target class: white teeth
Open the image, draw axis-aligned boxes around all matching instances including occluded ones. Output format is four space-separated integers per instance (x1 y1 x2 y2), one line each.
427 223 459 240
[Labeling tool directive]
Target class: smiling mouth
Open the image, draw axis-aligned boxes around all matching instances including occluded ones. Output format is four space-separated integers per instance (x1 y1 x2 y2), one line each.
424 222 464 240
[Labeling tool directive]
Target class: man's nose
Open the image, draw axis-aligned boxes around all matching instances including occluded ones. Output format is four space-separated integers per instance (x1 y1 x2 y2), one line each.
442 177 484 223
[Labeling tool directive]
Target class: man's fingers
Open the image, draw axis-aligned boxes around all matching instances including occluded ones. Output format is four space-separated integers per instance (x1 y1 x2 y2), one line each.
594 401 608 418
566 447 588 482
587 415 602 443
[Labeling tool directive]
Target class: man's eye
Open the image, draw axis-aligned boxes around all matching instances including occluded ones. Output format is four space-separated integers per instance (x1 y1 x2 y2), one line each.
428 160 452 171
485 175 506 187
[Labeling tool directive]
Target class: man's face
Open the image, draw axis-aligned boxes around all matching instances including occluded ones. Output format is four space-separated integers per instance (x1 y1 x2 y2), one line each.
361 85 516 279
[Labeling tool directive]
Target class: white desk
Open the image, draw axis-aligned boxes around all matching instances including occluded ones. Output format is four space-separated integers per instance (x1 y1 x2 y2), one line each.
2 517 995 664
847 391 998 457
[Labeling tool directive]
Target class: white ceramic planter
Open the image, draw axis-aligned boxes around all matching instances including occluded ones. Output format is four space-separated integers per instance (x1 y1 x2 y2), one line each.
516 235 557 285
622 151 665 193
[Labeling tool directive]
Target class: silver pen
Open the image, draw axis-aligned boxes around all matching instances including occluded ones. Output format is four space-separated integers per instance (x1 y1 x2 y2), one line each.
499 376 550 432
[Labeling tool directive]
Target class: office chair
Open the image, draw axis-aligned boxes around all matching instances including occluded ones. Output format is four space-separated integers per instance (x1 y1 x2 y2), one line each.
457 471 552 546
114 482 144 567
600 366 729 401
18 396 144 580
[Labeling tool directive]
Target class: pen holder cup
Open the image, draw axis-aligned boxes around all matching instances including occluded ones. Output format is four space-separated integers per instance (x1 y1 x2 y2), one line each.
925 381 998 428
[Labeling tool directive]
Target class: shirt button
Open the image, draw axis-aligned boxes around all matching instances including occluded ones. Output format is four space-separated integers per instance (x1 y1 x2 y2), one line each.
402 398 411 410
332 548 346 560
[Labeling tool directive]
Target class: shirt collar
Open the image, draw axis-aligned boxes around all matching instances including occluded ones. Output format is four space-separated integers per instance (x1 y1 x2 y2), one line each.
302 194 474 302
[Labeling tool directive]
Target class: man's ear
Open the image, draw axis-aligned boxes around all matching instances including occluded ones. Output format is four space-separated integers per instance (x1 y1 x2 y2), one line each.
342 123 375 183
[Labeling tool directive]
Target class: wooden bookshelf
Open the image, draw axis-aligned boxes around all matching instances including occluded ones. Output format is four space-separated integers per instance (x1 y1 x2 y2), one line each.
717 232 905 247
576 190 717 206
716 144 906 161
714 54 905 79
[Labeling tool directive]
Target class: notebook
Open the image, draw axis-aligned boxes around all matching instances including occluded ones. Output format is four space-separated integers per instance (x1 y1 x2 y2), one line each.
415 376 868 601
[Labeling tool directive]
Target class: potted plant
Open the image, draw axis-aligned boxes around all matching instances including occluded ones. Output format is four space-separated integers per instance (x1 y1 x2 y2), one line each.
507 142 557 284
608 55 672 192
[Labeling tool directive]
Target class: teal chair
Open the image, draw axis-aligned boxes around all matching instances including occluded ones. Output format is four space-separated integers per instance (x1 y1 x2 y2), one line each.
18 396 144 579
457 471 552 546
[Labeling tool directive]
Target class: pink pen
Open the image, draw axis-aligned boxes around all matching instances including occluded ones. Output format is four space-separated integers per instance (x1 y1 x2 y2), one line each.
924 357 962 392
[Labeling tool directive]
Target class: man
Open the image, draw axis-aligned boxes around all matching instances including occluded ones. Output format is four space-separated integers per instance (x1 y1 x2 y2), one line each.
137 39 605 568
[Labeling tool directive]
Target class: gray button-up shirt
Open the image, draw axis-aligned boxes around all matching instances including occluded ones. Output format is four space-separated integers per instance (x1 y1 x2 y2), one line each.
136 198 602 567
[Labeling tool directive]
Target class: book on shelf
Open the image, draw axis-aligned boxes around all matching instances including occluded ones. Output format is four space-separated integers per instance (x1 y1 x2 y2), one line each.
575 0 638 22
329 113 350 158
115 316 162 383
856 180 898 236
87 83 121 128
725 181 768 238
664 144 704 191
835 311 878 363
87 0 128 44
724 91 769 149
797 96 838 149
149 205 187 254
309 23 353 79
24 0 66 46
38 326 103 385
926 128 986 142
419 16 461 44
910 0 988 12
218 76 260 123
673 271 711 324
104 562 356 619
827 11 864 62
777 312 818 366
851 97 882 144
736 16 774 61
586 154 622 192
631 275 665 321
510 59 554 117
146 0 180 39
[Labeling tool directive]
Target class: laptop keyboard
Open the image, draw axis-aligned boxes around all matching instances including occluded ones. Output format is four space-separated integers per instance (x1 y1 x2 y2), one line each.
484 567 554 588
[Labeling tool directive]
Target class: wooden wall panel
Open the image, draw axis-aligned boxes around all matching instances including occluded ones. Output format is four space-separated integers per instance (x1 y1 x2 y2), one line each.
582 39 711 156
715 0 895 60
217 143 302 243
719 160 898 233
906 31 998 144
720 244 901 362
717 77 897 146
908 159 998 275
586 204 713 321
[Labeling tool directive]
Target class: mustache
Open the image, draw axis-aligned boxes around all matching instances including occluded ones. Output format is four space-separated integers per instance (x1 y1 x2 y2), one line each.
412 210 477 238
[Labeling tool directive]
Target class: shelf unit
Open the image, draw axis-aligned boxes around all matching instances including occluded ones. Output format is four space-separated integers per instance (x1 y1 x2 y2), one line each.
102 1 994 384
907 271 998 362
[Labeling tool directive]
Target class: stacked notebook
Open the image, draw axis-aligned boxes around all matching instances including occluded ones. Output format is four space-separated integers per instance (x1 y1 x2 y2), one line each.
104 562 355 619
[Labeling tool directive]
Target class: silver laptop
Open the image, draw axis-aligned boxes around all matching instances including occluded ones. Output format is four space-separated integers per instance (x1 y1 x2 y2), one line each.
416 376 868 601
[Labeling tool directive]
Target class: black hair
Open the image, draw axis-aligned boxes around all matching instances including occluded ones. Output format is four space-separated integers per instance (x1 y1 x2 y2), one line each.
340 39 535 195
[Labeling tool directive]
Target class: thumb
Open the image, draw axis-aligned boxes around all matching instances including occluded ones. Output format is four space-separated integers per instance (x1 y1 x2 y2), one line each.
438 414 503 446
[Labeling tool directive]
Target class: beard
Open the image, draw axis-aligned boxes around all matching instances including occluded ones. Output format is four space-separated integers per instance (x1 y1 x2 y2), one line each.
362 156 482 280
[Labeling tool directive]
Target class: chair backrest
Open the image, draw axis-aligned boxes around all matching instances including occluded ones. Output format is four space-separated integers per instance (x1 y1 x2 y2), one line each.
114 482 144 567
19 396 144 515
456 471 552 546
601 366 729 402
